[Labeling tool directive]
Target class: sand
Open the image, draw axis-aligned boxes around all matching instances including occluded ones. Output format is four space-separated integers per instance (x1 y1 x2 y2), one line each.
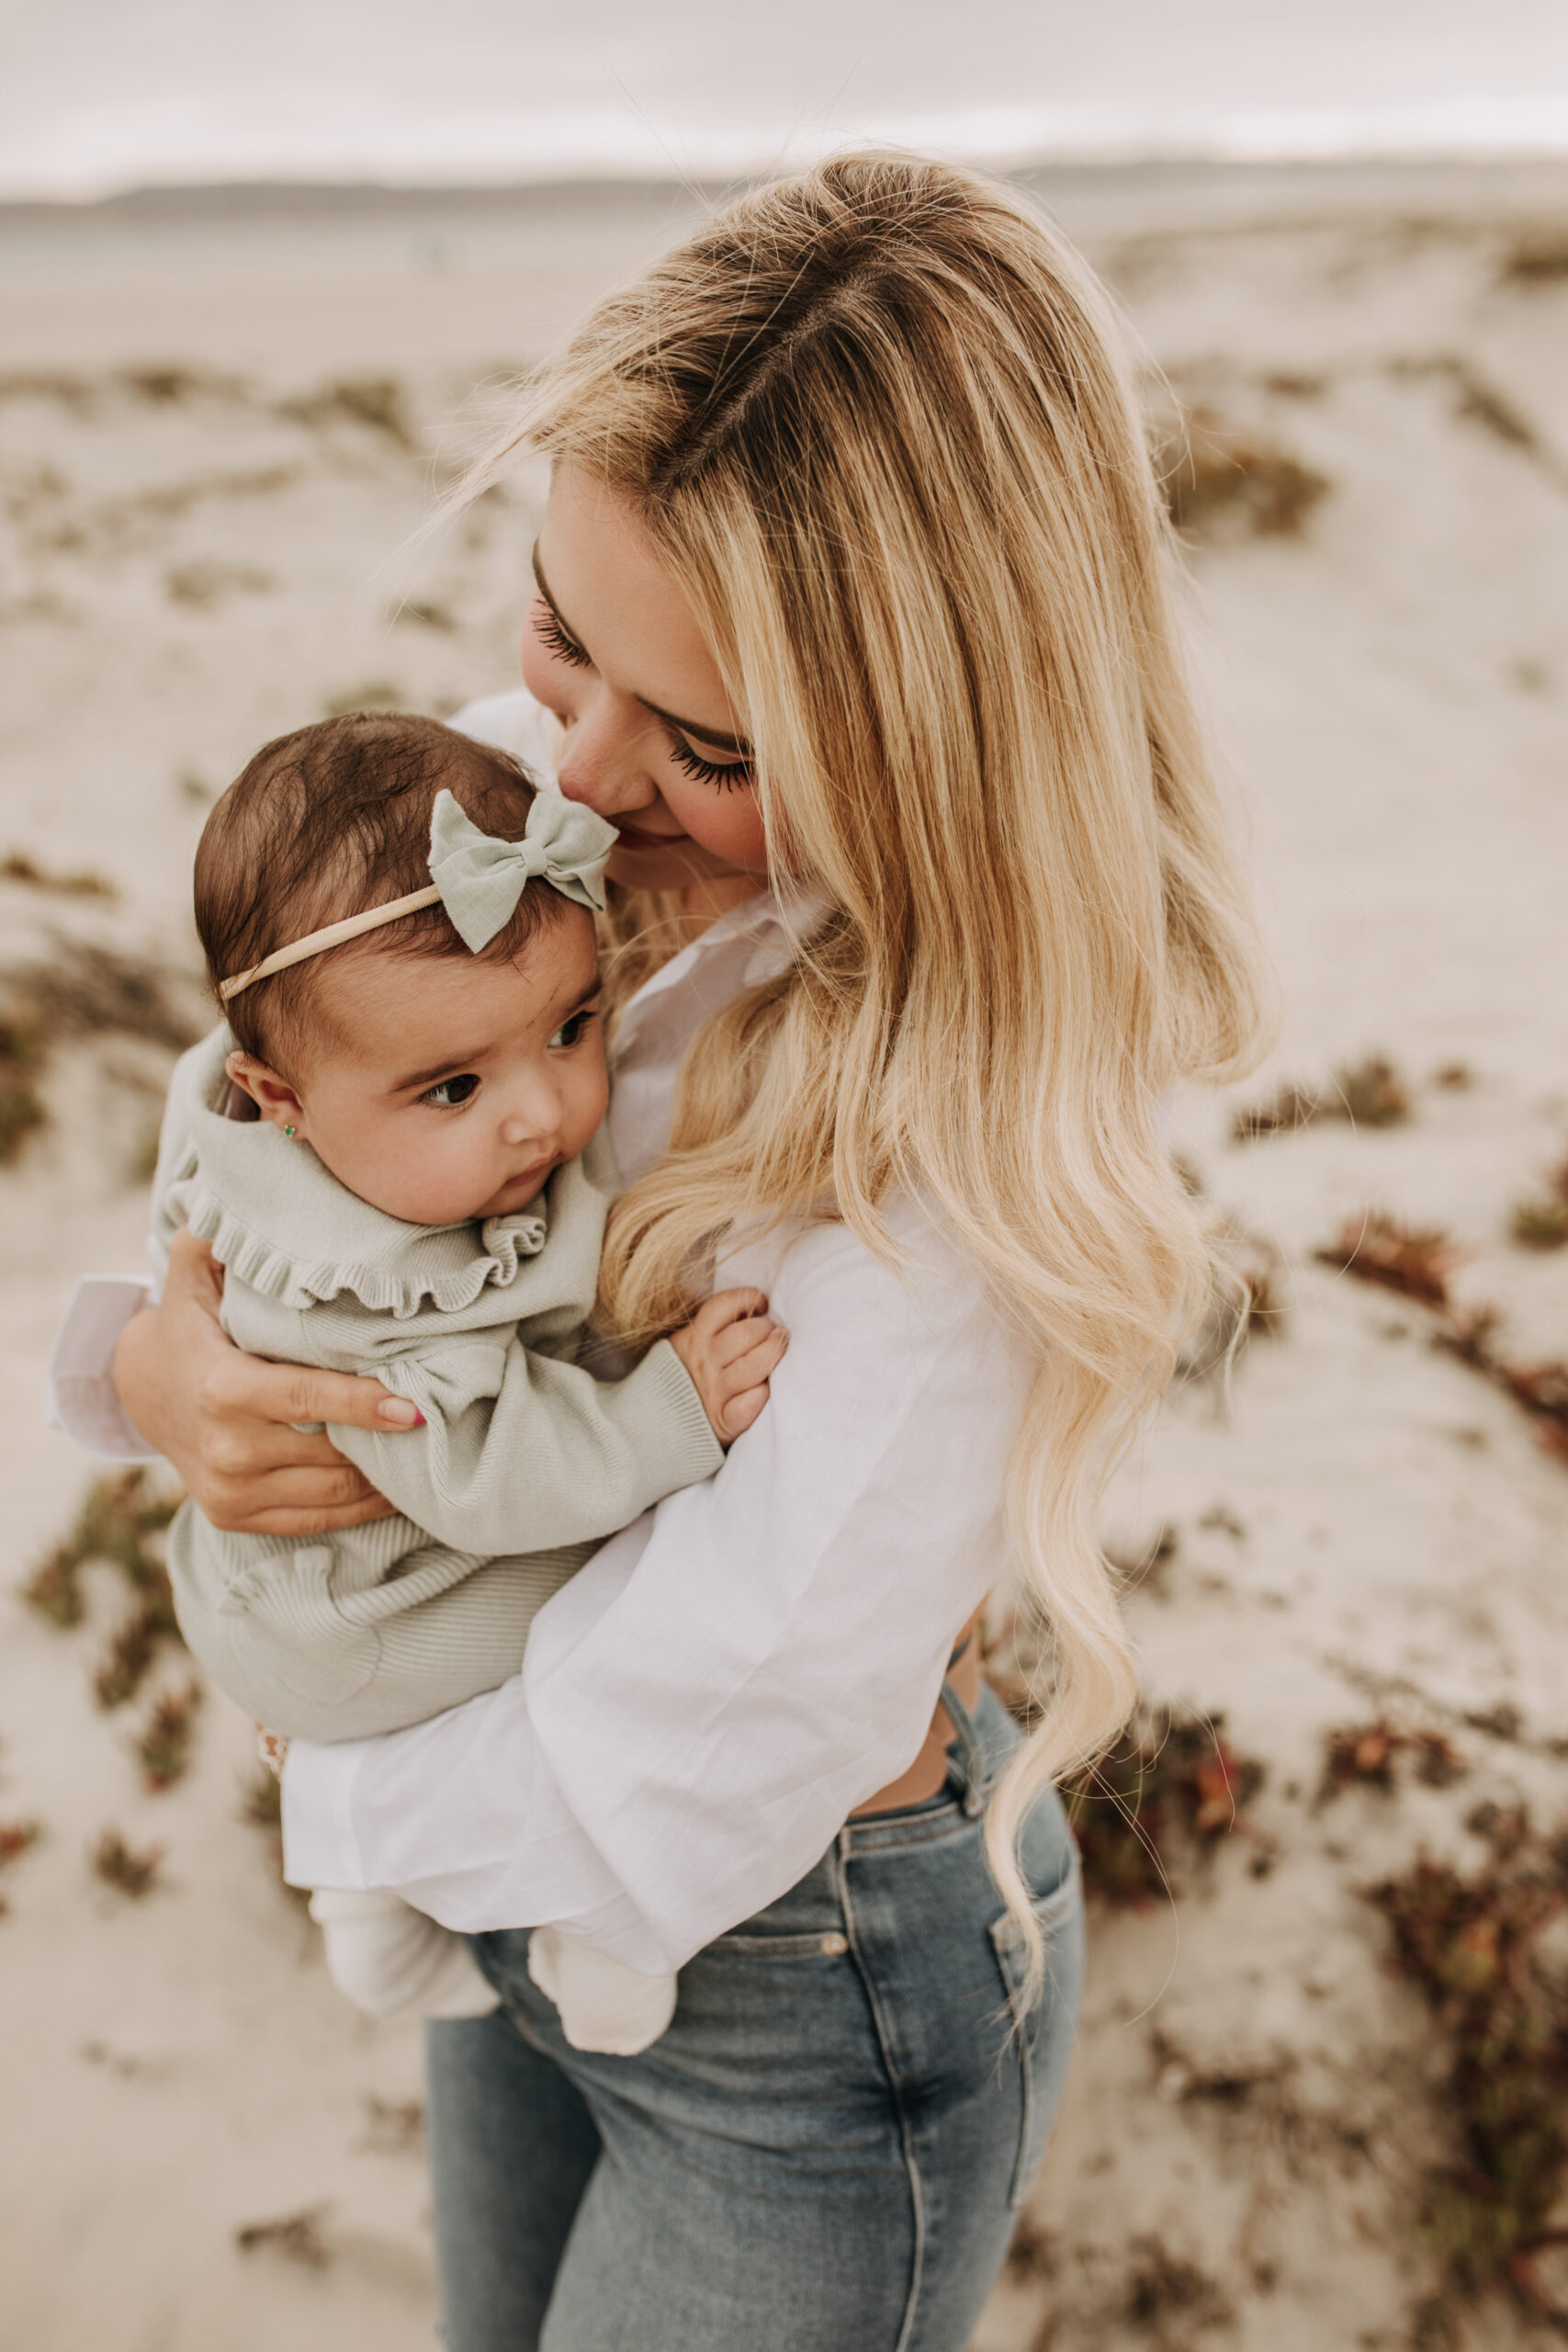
2 159 1567 2350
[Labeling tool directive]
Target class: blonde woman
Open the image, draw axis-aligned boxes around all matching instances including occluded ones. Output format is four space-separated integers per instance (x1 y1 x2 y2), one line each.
72 153 1268 2348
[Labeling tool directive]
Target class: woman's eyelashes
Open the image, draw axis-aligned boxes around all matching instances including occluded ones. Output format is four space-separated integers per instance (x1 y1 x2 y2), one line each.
668 736 754 792
532 601 591 671
420 1072 480 1110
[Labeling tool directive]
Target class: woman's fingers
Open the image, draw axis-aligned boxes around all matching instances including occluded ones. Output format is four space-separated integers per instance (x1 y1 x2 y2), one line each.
231 1354 424 1435
114 1227 411 1528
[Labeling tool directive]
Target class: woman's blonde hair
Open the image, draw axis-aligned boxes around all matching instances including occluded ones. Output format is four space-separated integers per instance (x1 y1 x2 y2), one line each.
479 152 1269 2000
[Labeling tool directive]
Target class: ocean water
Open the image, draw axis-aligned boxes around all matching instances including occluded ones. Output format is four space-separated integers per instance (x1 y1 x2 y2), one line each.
4 0 1568 201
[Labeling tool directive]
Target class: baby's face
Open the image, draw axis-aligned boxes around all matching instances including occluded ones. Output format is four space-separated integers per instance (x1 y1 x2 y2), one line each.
234 909 608 1227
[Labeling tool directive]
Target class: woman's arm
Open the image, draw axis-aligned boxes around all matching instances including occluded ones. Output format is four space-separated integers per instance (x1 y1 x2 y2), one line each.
115 1230 417 1533
282 1202 1027 1974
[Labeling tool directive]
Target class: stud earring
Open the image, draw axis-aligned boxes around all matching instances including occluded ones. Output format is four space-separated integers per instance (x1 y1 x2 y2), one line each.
283 1124 297 1138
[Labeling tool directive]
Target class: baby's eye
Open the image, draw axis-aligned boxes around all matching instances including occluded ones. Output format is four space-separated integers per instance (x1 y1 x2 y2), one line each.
420 1072 479 1108
549 1010 596 1052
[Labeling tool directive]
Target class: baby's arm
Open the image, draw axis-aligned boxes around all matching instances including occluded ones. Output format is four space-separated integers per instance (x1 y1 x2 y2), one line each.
326 1289 787 1558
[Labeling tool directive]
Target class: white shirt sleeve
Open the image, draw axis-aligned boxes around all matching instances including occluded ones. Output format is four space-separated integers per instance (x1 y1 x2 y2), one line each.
282 1204 1026 1974
44 1277 160 1461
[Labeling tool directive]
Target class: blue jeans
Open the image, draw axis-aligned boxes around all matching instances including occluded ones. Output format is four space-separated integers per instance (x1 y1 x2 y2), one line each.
425 1681 1083 2351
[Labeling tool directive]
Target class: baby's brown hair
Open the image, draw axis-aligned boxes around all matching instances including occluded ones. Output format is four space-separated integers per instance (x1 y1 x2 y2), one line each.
196 711 565 1074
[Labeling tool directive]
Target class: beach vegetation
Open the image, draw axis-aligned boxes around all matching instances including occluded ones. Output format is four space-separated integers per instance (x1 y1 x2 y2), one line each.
136 1681 203 1791
234 2203 333 2266
0 1005 46 1166
1367 1810 1568 2324
1156 402 1329 541
90 1827 164 1898
1232 1052 1411 1143
1498 233 1568 288
280 374 413 449
0 1818 43 1916
1315 1212 1463 1309
23 1468 178 1629
1061 1711 1267 1907
0 851 116 899
1508 1158 1568 1250
1318 1719 1468 1803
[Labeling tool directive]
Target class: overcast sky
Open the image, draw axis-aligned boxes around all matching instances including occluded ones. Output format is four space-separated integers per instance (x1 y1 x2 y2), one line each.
5 0 1567 198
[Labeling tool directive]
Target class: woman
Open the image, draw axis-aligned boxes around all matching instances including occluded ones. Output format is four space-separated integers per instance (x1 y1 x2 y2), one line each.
78 154 1267 2347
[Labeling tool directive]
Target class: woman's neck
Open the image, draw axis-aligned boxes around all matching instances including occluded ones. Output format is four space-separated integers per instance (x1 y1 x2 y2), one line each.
679 872 765 932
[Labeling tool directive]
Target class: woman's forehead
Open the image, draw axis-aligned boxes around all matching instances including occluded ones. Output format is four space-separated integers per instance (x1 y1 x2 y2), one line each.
538 464 740 746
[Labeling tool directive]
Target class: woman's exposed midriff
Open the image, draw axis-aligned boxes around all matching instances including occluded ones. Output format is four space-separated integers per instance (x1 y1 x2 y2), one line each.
849 1600 987 1816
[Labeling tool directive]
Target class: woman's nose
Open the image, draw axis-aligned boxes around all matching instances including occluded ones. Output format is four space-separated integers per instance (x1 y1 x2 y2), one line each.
555 698 658 820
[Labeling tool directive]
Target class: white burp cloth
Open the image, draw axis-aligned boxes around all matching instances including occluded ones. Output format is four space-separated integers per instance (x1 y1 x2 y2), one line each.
309 1887 499 2020
526 1925 678 2055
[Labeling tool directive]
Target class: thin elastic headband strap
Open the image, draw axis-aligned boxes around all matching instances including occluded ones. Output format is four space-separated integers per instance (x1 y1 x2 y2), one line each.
218 884 442 1001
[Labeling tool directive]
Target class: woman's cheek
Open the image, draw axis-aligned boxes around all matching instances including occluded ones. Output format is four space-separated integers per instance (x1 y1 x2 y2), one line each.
518 629 559 708
663 773 770 867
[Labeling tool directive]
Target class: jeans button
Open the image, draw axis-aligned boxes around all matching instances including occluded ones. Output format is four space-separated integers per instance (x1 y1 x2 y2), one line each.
819 1931 849 1957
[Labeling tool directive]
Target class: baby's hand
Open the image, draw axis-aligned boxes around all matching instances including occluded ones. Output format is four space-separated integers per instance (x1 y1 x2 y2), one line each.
670 1287 788 1446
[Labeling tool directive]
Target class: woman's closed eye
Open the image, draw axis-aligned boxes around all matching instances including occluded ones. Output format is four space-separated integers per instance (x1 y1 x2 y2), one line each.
420 1072 480 1109
669 736 754 792
532 600 591 671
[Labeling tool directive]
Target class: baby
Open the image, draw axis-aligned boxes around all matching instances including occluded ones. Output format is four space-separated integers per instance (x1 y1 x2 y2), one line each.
151 709 784 2049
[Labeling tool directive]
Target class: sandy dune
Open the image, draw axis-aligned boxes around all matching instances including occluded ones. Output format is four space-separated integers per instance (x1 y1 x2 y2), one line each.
2 161 1566 2349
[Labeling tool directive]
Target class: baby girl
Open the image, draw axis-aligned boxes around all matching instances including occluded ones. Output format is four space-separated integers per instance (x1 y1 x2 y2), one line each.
151 708 784 2049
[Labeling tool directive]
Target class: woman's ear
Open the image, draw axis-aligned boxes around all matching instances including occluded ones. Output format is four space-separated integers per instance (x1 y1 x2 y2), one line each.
224 1047 307 1136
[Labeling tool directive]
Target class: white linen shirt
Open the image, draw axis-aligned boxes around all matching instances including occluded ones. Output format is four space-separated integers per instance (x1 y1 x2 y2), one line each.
46 689 1029 1977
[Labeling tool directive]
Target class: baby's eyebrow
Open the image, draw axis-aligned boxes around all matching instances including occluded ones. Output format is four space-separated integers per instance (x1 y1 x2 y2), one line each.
389 1046 490 1093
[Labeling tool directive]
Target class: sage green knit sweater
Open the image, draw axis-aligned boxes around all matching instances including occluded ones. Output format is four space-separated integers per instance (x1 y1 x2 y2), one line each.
150 1027 722 1742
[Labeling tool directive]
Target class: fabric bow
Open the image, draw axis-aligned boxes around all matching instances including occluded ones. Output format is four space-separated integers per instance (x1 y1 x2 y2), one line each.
428 787 617 948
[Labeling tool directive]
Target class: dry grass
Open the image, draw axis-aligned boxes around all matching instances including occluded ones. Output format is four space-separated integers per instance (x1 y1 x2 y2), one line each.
0 1007 46 1166
1318 1719 1468 1804
1 851 116 899
1508 1157 1568 1252
279 373 413 447
136 1681 203 1792
239 1763 310 1909
1062 1711 1268 1908
234 2203 333 2267
24 1471 186 1713
1367 1810 1568 2321
90 1827 164 1898
5 941 203 1055
1156 402 1330 542
0 1819 43 1917
23 1468 179 1629
1439 1310 1568 1468
1498 232 1568 288
1232 1052 1412 1144
1315 1212 1464 1309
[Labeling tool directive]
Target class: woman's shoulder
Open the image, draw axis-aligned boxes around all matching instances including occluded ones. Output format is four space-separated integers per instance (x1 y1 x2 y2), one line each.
718 1193 1010 1358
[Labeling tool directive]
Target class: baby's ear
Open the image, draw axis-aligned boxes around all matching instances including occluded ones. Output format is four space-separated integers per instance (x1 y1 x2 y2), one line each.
224 1048 305 1133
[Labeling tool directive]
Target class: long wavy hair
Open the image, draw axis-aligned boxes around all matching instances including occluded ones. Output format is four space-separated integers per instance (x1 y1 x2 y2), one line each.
473 152 1270 2001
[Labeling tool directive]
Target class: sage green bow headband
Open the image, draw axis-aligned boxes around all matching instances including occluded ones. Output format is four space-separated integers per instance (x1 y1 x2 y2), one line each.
219 787 617 1002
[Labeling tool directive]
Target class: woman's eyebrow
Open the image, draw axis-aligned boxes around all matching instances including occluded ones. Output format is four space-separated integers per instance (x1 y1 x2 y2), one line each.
531 542 751 759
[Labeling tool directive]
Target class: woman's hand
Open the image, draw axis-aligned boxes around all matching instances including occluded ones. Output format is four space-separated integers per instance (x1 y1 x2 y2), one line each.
114 1229 419 1535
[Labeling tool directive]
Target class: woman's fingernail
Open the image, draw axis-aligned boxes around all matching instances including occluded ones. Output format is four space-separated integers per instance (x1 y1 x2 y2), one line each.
380 1401 424 1427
